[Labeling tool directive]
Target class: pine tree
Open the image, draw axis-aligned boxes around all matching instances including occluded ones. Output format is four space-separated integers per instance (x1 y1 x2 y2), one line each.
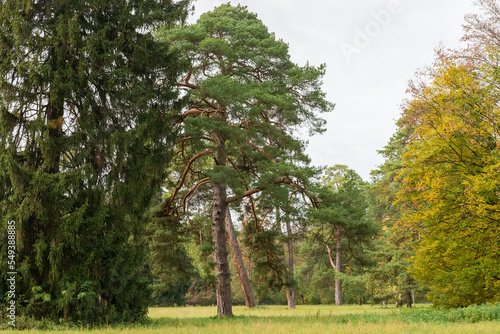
156 4 332 317
308 166 378 306
0 0 189 323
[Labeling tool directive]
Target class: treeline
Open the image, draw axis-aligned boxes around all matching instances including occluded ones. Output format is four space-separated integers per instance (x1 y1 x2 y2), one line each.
0 0 499 325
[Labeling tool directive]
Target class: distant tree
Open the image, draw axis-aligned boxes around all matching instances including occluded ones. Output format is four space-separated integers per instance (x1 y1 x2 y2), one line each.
367 131 420 307
308 166 378 306
156 4 332 317
0 0 190 323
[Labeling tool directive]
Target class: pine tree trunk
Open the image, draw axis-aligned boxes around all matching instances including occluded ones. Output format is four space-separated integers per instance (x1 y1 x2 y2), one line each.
212 182 232 317
285 218 296 309
277 207 296 309
335 233 342 306
212 137 232 318
286 288 296 309
225 206 258 308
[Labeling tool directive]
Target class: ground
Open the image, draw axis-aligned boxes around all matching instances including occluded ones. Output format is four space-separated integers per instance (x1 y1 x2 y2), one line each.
11 304 500 333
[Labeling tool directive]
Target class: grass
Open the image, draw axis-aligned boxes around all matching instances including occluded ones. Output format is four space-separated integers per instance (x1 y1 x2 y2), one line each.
147 304 401 318
7 304 500 333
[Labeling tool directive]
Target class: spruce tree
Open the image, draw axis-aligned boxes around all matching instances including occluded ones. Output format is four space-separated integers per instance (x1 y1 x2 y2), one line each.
0 0 189 323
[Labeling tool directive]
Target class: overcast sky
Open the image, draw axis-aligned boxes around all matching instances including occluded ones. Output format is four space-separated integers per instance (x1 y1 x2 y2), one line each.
188 0 476 180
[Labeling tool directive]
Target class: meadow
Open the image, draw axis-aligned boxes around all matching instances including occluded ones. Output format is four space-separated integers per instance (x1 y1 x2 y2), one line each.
10 303 500 334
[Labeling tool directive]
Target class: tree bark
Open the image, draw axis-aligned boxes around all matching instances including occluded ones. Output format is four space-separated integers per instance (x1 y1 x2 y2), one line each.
47 90 64 174
406 290 412 308
285 217 296 309
278 207 296 309
334 232 342 306
225 206 258 308
325 233 343 306
212 136 232 317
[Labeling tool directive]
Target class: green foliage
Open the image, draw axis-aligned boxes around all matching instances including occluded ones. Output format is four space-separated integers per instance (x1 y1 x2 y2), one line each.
242 219 285 298
156 3 333 216
0 0 190 324
395 62 500 308
298 166 378 304
296 242 336 304
366 131 422 306
147 215 197 307
312 167 377 243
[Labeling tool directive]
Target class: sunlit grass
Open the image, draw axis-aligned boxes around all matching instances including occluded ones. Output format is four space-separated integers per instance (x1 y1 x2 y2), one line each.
12 304 500 333
147 304 427 319
19 318 500 334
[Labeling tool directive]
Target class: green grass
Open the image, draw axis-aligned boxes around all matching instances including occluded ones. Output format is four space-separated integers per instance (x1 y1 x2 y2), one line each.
147 304 402 318
6 304 500 333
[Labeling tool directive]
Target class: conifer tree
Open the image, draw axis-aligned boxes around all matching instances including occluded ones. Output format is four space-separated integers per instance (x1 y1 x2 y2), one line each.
156 4 332 317
0 0 189 323
308 166 378 306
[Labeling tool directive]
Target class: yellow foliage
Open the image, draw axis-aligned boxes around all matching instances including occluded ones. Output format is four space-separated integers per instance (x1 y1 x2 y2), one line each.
395 63 500 307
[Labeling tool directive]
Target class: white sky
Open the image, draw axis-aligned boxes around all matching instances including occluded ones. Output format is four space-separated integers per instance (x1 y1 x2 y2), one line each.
189 0 476 180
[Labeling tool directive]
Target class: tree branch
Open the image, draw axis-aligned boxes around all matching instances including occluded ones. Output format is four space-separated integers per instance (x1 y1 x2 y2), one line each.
226 176 287 203
176 82 200 90
183 177 211 212
325 245 336 270
246 141 277 163
165 150 214 214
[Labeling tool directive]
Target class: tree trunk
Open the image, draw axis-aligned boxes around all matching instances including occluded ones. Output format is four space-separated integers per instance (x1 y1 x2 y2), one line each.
225 206 258 308
325 231 343 306
334 232 342 306
277 207 296 309
286 287 296 309
406 290 412 308
47 90 64 174
285 217 296 309
212 138 232 317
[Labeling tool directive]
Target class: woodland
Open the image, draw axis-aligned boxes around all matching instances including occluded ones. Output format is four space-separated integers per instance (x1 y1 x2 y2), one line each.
0 0 499 325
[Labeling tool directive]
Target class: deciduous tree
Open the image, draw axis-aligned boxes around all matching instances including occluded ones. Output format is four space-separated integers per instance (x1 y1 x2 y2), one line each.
396 62 500 308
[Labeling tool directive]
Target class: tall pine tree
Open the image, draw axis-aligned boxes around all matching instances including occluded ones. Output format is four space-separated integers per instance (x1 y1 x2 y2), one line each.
0 0 189 323
156 4 332 317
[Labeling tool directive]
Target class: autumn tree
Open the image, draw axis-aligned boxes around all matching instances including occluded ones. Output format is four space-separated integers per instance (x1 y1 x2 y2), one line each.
395 61 500 308
156 4 332 317
371 1 500 309
0 0 190 323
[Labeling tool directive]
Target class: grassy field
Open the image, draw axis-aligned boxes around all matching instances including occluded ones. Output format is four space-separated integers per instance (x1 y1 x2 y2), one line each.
9 304 500 333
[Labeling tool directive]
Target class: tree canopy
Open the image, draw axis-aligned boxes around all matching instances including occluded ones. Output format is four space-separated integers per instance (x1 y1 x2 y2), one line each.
0 0 190 323
154 3 333 317
395 62 500 307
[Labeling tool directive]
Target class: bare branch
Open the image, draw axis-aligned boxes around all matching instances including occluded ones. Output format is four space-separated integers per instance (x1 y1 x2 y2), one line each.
325 245 336 270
